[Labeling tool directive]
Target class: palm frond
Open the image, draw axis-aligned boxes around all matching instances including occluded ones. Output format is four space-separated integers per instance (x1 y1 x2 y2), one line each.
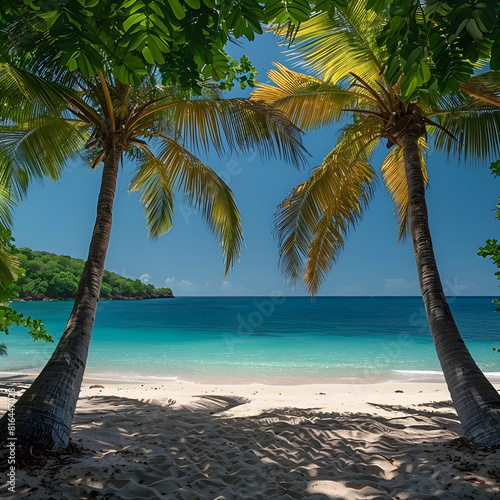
130 137 243 276
0 184 16 230
285 5 386 86
0 119 89 200
0 242 19 285
432 97 500 164
129 146 175 239
460 71 500 107
250 63 359 130
303 205 351 296
381 137 429 241
275 121 379 294
0 62 80 116
132 98 308 166
0 63 102 131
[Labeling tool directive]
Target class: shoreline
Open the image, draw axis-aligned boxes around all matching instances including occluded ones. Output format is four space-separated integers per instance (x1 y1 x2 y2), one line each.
0 369 450 387
3 368 500 387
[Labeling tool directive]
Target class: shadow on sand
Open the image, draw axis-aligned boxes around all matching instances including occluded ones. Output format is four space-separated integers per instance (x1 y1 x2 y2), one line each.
1 392 499 499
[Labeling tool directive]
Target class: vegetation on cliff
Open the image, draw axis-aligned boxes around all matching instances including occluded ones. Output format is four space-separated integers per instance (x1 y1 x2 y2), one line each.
14 248 174 300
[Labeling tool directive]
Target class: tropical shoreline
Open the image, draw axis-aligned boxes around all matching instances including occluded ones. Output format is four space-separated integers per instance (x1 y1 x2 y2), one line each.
3 364 500 387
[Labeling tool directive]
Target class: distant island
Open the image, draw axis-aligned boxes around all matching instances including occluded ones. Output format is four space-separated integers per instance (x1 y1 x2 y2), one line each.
13 247 174 301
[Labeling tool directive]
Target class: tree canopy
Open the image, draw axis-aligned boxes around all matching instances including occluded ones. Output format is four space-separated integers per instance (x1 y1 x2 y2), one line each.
368 0 500 98
0 0 348 91
14 247 174 300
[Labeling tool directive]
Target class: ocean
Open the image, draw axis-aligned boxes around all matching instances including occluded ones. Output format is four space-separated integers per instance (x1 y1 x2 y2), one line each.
2 296 499 385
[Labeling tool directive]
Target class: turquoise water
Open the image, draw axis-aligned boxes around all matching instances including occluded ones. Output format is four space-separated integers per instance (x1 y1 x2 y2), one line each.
1 296 499 384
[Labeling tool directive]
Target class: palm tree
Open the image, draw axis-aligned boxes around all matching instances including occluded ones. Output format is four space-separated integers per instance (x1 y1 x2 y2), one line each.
251 5 500 447
0 63 306 450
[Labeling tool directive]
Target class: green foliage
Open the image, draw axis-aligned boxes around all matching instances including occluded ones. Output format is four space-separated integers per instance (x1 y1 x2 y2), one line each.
0 305 52 342
14 247 174 300
219 55 258 91
0 229 52 353
0 0 338 92
373 0 500 99
477 160 500 314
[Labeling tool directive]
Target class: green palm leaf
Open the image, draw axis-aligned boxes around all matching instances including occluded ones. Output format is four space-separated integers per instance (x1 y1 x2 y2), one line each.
0 63 81 118
251 63 358 130
276 122 378 293
0 242 19 285
381 137 429 241
285 6 386 86
0 119 90 200
130 137 243 276
132 97 308 166
129 149 175 240
433 97 500 163
0 184 16 230
461 71 500 107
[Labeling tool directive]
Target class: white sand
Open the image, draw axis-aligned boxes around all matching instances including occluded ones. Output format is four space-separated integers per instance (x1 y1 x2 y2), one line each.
1 376 500 499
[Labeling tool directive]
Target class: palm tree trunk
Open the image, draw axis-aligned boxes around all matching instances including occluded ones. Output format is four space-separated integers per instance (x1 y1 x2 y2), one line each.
0 132 125 450
400 129 500 448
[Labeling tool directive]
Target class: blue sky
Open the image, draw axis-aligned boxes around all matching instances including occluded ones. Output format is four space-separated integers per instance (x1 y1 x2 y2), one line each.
11 34 500 297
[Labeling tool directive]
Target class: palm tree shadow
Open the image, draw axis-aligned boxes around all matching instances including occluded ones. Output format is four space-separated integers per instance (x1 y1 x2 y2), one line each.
5 395 499 500
367 401 463 433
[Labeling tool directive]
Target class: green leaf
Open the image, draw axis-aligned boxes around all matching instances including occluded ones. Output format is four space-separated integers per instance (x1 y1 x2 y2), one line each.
147 36 166 64
466 18 484 41
66 53 79 72
77 52 97 77
418 61 431 84
404 46 424 73
389 14 405 33
37 10 61 29
168 0 186 19
142 46 155 65
121 0 139 8
401 74 417 97
123 12 147 32
287 0 312 23
149 14 173 37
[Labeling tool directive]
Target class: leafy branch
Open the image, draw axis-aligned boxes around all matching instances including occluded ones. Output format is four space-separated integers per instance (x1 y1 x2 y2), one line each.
477 160 500 351
0 228 52 356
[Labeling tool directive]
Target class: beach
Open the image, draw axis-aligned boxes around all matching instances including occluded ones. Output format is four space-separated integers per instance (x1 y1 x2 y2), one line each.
2 298 500 498
2 375 500 499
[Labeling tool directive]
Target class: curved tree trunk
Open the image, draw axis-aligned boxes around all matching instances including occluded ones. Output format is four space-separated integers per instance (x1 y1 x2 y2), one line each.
0 132 125 450
399 129 500 448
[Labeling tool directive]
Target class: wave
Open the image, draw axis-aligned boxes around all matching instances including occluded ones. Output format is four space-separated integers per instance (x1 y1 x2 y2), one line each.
394 370 500 378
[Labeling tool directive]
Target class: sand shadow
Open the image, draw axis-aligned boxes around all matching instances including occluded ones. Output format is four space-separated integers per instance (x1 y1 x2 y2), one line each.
2 395 499 500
